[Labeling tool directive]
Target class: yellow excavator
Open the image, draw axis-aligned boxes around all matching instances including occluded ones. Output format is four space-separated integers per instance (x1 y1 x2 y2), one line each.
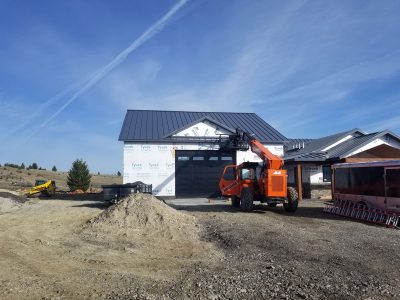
28 180 56 197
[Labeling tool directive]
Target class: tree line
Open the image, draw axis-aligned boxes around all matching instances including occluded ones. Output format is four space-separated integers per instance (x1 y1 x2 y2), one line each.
2 162 57 171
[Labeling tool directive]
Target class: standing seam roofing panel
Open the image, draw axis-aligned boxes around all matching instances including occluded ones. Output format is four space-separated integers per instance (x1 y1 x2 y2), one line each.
241 113 266 141
253 114 280 141
128 111 138 140
162 111 171 137
119 114 129 140
119 110 287 142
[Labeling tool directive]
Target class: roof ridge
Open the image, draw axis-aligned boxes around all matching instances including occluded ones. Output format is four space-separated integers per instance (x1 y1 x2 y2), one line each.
126 109 256 114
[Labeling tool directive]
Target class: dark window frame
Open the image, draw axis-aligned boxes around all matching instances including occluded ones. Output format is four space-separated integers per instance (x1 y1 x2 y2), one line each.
322 165 332 182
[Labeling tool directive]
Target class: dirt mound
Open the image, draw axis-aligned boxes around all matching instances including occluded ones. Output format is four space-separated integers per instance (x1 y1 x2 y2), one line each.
0 191 26 203
81 194 220 267
87 193 196 234
0 197 22 213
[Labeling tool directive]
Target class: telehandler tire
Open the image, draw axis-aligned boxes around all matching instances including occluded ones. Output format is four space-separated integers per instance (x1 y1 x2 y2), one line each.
240 187 253 212
231 196 240 207
284 187 298 213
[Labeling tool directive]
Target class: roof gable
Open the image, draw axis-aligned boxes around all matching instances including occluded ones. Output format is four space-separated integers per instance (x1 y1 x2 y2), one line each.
285 128 364 160
166 116 234 138
328 130 400 159
119 110 287 143
285 129 400 162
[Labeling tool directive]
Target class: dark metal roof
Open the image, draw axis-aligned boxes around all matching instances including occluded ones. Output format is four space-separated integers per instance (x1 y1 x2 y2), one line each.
327 130 400 159
284 138 314 151
284 129 400 162
284 128 364 161
287 152 327 162
119 110 287 143
326 132 380 159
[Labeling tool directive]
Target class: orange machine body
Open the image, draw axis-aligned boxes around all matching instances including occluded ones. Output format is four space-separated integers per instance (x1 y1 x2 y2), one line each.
219 129 288 201
219 164 287 200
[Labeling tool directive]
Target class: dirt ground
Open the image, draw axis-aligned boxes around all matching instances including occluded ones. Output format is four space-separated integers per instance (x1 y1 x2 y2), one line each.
0 194 399 300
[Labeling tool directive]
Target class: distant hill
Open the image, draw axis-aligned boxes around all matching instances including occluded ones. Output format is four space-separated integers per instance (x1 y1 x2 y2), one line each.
0 166 122 191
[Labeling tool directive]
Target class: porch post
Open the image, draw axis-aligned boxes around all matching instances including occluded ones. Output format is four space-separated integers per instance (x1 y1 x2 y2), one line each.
297 163 303 201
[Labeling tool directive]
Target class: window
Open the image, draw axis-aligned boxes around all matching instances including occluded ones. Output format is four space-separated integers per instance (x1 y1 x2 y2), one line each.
386 169 400 198
223 167 236 180
241 168 255 180
208 156 218 161
193 156 204 161
334 167 385 196
177 156 190 161
322 165 332 182
221 156 233 161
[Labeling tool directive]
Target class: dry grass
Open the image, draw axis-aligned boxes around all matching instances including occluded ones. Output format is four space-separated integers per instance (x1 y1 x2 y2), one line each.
0 166 122 191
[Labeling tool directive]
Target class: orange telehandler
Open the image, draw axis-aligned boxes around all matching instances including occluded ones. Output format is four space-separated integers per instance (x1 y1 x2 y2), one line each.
219 129 298 212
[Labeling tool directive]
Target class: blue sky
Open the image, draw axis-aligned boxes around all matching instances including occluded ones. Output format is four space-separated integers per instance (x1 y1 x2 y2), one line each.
1 0 400 173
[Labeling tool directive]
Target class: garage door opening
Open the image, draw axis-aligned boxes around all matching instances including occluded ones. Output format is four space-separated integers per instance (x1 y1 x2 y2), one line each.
175 150 235 198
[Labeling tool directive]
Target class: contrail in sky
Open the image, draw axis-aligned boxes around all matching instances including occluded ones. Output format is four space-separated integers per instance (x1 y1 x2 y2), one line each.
7 82 82 139
25 0 189 141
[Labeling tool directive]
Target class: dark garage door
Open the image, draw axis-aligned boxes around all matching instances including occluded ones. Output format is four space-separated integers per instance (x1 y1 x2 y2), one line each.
175 150 235 198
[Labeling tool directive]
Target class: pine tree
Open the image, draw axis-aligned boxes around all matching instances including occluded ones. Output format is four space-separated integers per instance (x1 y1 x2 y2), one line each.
31 163 38 169
117 171 121 176
20 163 25 169
67 159 92 192
52 166 57 172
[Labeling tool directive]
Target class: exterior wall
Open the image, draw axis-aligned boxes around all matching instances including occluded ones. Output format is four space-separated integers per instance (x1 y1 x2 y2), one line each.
236 144 284 164
123 142 219 197
124 142 284 197
284 163 331 199
285 165 296 184
285 163 324 185
303 164 324 184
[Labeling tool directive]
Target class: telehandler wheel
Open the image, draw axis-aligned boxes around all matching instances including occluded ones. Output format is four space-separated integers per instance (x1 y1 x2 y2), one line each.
240 187 253 212
284 187 298 213
231 196 240 208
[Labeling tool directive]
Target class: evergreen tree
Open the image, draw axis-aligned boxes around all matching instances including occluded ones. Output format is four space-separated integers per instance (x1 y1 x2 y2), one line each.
67 159 92 191
20 163 25 169
52 166 57 172
117 171 121 176
31 163 38 169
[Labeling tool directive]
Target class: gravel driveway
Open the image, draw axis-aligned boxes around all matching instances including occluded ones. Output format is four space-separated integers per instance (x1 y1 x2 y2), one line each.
0 197 399 299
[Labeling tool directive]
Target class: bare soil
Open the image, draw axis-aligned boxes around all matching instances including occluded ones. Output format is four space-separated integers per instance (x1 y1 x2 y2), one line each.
0 194 399 299
0 166 122 191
